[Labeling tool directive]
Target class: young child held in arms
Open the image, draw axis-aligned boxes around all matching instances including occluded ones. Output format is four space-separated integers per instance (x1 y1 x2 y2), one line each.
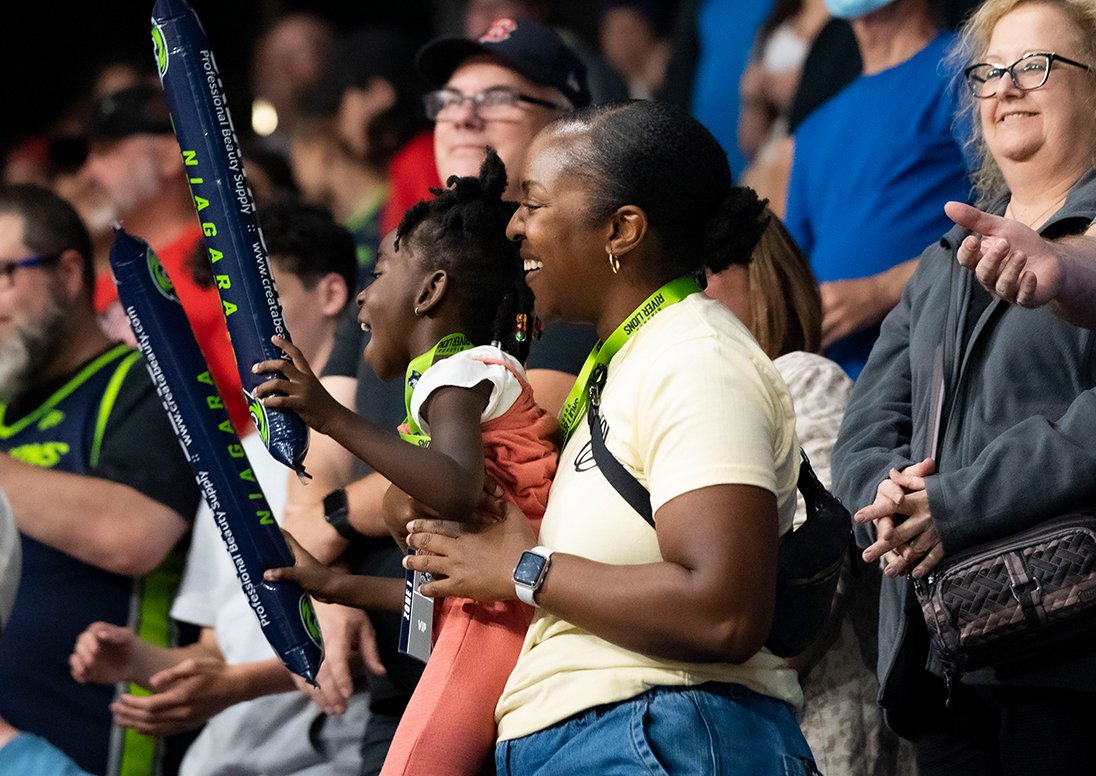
255 149 557 776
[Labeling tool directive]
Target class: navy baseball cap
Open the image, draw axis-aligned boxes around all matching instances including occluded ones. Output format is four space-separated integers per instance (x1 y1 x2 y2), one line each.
86 85 173 140
415 18 591 109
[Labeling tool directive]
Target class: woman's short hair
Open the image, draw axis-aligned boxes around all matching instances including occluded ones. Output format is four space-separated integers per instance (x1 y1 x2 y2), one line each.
544 99 768 282
951 0 1096 203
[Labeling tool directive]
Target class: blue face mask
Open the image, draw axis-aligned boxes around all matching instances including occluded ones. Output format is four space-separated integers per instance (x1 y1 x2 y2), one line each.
823 0 894 19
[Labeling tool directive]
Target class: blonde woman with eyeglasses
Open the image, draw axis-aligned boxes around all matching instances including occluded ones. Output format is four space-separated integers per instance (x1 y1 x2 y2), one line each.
834 0 1096 772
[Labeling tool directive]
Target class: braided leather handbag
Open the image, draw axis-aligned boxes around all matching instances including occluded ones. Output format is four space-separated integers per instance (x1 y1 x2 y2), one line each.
912 510 1096 699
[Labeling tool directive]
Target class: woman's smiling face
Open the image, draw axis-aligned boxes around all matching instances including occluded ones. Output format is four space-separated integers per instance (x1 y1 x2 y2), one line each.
979 3 1096 175
506 129 610 325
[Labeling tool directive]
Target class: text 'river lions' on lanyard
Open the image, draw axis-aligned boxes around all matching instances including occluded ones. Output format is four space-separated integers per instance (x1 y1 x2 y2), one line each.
557 275 701 446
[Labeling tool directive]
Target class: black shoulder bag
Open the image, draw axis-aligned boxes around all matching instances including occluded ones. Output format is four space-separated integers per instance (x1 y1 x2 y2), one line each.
586 367 855 657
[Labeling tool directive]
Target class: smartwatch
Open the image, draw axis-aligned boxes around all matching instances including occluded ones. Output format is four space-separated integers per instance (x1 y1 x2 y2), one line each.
513 546 554 606
322 488 364 542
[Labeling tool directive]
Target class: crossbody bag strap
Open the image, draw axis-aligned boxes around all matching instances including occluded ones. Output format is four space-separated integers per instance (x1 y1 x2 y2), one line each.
586 367 654 528
586 370 835 533
926 345 946 463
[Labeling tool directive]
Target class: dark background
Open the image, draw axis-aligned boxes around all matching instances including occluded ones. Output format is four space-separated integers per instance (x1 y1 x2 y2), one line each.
0 1 604 159
0 1 444 157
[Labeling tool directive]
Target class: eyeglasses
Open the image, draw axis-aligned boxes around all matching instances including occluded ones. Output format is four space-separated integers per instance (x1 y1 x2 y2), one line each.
964 52 1093 98
0 254 61 288
424 87 566 121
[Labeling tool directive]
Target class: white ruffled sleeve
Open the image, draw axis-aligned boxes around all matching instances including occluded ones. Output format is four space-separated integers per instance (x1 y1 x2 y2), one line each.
410 345 524 434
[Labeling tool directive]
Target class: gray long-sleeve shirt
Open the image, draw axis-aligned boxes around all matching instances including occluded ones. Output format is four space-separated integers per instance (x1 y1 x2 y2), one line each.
832 168 1096 736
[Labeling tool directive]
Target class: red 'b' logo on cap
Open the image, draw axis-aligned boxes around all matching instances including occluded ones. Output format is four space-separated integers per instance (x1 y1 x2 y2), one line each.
480 18 517 43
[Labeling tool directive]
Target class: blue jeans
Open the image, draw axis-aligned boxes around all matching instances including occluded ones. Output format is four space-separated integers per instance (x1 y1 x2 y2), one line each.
496 682 820 775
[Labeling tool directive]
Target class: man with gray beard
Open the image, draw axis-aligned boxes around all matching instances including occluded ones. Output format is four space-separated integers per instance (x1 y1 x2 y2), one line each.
0 183 199 776
0 269 67 401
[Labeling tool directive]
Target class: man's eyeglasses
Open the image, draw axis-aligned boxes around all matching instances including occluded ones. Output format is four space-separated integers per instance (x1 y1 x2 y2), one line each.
964 52 1093 98
424 87 566 121
0 254 61 287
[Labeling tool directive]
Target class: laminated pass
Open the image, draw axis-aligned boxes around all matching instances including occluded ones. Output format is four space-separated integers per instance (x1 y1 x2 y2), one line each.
110 226 324 685
151 0 309 475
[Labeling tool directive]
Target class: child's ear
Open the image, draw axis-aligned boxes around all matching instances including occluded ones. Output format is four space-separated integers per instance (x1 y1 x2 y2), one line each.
414 270 449 316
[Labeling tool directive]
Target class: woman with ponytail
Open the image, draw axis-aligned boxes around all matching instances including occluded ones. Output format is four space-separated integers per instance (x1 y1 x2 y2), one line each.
398 100 820 775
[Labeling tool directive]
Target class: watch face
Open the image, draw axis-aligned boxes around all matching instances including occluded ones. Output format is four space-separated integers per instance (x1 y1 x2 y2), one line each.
513 550 548 586
323 489 348 517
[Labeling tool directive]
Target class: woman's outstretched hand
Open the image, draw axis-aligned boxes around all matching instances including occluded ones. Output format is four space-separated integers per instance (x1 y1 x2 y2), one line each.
403 499 535 602
946 201 1064 308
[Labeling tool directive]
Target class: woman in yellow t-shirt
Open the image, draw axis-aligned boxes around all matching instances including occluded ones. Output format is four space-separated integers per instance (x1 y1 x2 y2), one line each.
400 99 819 776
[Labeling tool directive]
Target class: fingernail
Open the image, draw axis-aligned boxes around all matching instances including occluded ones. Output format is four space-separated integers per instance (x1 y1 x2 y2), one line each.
251 364 259 373
406 521 417 533
401 556 411 569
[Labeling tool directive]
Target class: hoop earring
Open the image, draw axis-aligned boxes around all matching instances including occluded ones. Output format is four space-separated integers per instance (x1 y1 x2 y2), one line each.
608 252 620 275
413 306 424 317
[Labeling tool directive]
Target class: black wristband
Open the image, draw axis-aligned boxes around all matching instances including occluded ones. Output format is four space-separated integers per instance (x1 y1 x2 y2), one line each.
323 488 365 542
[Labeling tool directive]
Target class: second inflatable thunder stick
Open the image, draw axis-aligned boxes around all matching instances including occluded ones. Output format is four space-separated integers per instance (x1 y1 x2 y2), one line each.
110 226 324 686
150 0 309 475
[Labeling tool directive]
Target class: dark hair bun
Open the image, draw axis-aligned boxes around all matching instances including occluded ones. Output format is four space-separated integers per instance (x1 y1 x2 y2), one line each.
703 187 770 273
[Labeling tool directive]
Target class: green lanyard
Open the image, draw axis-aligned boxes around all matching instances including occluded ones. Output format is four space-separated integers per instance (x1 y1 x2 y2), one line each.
400 332 475 446
557 275 701 446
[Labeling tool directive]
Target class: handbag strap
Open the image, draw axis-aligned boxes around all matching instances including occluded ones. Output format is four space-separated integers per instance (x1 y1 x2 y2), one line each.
587 366 654 526
926 345 946 463
584 366 831 529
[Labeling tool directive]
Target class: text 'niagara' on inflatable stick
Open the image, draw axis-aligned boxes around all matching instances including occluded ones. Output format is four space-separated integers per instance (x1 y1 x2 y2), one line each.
111 226 324 686
151 0 309 476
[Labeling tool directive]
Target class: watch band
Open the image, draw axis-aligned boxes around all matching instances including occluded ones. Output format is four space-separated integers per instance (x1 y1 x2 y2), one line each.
513 546 554 606
323 488 365 542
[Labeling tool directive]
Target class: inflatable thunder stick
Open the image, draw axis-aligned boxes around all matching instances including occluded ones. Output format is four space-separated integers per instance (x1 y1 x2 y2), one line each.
151 0 309 475
111 227 324 685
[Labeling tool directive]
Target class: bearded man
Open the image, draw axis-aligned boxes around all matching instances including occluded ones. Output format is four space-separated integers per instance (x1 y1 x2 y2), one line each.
0 183 199 776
